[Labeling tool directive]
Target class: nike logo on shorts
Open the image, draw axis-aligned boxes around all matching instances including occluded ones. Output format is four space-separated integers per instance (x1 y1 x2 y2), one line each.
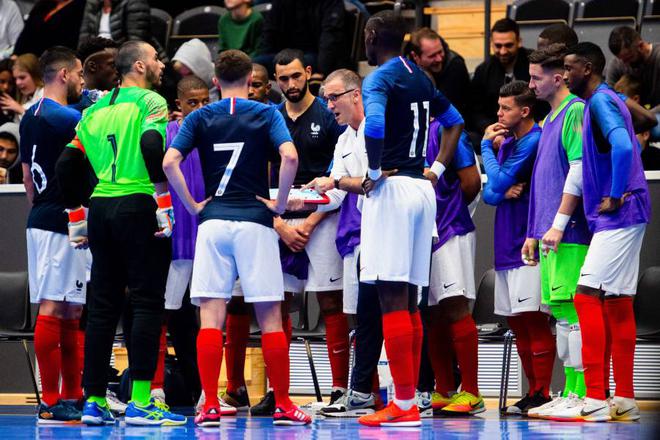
518 297 531 303
580 273 592 277
342 152 352 158
330 277 342 283
443 282 456 289
551 285 562 291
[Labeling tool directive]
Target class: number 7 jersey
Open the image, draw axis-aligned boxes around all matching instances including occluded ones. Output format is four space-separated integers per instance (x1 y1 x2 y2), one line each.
67 87 169 198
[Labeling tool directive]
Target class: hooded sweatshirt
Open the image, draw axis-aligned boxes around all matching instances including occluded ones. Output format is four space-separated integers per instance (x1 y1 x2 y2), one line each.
0 121 22 184
172 39 219 101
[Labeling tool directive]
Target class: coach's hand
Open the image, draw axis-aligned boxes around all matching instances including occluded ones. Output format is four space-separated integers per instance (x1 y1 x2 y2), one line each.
521 238 538 266
273 218 309 252
542 228 563 254
154 192 175 238
303 176 334 193
598 194 627 214
505 182 525 199
66 206 89 249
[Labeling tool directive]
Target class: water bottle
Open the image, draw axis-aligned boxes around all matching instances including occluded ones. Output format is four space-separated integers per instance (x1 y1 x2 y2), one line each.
377 343 392 405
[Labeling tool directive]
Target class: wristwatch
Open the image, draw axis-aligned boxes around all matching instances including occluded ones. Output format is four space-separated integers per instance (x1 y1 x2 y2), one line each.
334 177 341 190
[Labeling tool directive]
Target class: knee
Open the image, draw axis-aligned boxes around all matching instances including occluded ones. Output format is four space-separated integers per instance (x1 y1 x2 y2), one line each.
319 291 343 316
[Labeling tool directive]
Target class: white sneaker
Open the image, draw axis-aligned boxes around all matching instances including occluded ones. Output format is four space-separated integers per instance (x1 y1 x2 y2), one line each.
105 390 127 415
609 396 640 421
551 396 611 422
320 389 375 417
416 391 433 418
528 395 565 419
150 388 166 405
195 390 238 416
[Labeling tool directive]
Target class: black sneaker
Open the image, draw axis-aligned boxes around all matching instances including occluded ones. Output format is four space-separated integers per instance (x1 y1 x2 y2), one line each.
221 387 251 411
37 400 82 424
250 390 276 416
329 389 345 405
524 391 552 415
505 393 531 415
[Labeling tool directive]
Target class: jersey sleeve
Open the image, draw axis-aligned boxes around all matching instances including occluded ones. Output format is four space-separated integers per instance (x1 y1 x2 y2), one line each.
362 72 389 140
452 132 476 170
589 92 627 140
561 101 584 162
141 92 169 141
170 111 197 157
268 108 293 150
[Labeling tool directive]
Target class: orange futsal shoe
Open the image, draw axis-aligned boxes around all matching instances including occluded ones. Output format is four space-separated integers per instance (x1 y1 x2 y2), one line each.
358 401 421 427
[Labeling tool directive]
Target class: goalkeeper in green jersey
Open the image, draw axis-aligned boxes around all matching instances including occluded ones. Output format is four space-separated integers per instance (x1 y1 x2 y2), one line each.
56 41 186 427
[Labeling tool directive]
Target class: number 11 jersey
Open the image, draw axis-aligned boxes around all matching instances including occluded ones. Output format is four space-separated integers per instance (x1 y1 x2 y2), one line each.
171 97 293 228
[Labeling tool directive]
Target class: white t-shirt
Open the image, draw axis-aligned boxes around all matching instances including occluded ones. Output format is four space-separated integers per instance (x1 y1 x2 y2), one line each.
98 11 112 39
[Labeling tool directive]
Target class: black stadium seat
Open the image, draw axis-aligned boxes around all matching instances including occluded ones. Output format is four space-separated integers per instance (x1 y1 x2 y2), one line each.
641 15 660 40
508 0 575 23
517 19 568 48
573 17 636 63
575 0 644 23
169 6 227 58
472 269 508 337
150 8 173 54
634 266 660 341
648 0 660 15
253 2 272 23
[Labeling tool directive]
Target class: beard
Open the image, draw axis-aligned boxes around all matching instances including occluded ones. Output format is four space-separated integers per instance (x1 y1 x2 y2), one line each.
283 81 308 103
146 67 162 88
66 82 81 103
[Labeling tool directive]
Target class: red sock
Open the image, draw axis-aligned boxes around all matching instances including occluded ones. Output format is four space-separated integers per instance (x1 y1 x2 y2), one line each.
410 311 423 388
603 305 612 395
261 331 293 410
196 328 223 410
35 315 62 406
282 313 292 347
574 294 606 400
507 315 535 394
152 325 167 391
60 319 82 400
324 312 350 389
427 319 455 395
524 312 555 398
604 296 636 398
382 311 415 400
225 313 251 393
450 315 479 396
77 329 85 381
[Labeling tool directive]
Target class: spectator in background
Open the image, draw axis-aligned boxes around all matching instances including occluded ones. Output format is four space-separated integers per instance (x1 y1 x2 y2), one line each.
13 0 86 56
255 0 346 78
172 39 219 102
69 36 118 112
469 19 533 142
249 63 275 104
218 0 263 58
536 23 578 50
78 0 167 61
0 59 16 124
0 121 21 184
0 54 43 121
0 0 24 59
407 27 471 116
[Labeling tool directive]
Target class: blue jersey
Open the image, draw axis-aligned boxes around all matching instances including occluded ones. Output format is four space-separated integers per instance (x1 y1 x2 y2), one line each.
171 97 292 228
362 56 464 176
20 98 81 234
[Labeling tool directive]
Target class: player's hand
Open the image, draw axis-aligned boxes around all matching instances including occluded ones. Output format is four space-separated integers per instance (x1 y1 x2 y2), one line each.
187 196 212 215
302 176 334 193
423 169 439 186
492 134 505 151
541 228 563 254
256 195 286 215
521 238 538 266
504 182 525 199
275 220 309 252
154 192 175 238
362 169 398 196
296 219 317 239
483 123 509 141
66 206 89 249
598 194 628 214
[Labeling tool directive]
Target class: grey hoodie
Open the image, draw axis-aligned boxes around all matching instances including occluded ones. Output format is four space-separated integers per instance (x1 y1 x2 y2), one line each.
0 121 21 183
172 39 219 102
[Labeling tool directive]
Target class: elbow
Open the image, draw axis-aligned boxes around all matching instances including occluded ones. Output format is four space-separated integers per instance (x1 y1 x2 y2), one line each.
482 188 499 206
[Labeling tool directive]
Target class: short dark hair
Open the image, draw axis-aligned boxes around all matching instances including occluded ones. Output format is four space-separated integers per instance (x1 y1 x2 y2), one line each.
566 42 606 76
116 41 148 77
499 80 536 110
214 50 252 83
0 58 12 74
614 74 642 98
77 36 118 64
409 27 441 56
273 48 306 68
608 26 640 56
176 75 208 96
252 63 268 79
491 18 519 37
39 46 78 83
529 43 568 71
365 10 407 51
0 132 18 146
539 23 578 48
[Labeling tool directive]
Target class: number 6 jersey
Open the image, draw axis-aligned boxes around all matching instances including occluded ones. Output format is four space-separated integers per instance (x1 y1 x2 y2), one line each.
20 98 81 234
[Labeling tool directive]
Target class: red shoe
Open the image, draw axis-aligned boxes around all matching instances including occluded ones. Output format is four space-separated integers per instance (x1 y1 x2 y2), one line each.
194 406 221 427
358 401 421 427
272 405 311 426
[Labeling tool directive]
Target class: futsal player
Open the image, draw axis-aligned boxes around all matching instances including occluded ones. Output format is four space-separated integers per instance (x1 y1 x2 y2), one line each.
555 42 650 422
481 81 555 415
358 11 464 427
21 47 85 424
56 41 186 426
163 49 311 426
523 44 592 418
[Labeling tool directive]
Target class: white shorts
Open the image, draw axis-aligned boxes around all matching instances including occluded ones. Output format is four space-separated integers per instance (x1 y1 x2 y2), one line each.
428 231 477 306
578 224 646 296
494 265 543 317
342 246 360 314
360 176 436 286
282 212 343 293
190 220 284 305
165 259 193 310
26 228 87 304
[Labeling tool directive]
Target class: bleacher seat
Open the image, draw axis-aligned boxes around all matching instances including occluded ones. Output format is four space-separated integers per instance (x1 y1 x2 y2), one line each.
253 2 272 22
647 0 660 15
169 5 226 58
641 15 660 40
150 8 173 54
472 269 508 338
573 17 636 63
508 0 574 24
517 19 568 48
575 0 644 24
634 266 660 341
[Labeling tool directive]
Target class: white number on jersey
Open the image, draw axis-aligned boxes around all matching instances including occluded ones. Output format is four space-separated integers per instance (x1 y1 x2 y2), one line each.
213 142 245 196
409 101 430 158
30 144 47 193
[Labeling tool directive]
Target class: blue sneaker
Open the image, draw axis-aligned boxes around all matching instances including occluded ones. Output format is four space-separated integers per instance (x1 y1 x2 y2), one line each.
82 400 116 425
124 398 187 426
36 400 81 425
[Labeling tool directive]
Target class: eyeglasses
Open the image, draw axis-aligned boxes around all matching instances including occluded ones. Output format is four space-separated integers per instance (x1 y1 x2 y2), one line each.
325 89 355 103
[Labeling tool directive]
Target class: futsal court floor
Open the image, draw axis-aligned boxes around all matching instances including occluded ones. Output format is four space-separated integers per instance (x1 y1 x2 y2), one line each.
0 406 658 440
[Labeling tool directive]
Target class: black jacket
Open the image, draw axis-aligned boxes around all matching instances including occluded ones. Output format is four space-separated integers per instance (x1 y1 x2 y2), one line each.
433 39 471 118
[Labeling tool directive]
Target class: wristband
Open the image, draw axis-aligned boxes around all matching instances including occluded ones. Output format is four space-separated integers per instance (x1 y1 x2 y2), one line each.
367 168 382 181
155 192 172 209
66 207 86 223
552 213 570 232
430 161 446 178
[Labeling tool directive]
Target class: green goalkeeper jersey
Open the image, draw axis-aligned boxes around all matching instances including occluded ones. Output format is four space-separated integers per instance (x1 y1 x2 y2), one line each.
68 86 168 198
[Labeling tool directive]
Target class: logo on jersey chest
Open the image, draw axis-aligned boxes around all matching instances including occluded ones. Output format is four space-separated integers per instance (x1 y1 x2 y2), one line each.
310 122 321 139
